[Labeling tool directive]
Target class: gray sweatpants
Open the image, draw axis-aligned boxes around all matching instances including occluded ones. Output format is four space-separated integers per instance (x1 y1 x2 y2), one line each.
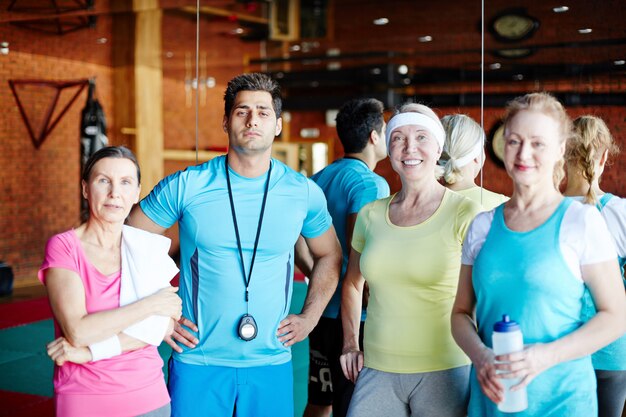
137 402 171 417
347 366 470 417
596 369 626 417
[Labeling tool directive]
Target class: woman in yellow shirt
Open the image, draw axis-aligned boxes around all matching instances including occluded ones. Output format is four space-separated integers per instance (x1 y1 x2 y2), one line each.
340 103 481 417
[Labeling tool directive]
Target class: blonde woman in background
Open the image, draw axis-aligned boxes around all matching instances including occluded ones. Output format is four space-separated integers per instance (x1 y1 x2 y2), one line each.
564 115 626 417
439 114 508 210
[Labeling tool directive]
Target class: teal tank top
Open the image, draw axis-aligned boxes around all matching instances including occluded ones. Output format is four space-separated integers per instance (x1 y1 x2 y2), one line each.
468 198 596 417
581 193 626 371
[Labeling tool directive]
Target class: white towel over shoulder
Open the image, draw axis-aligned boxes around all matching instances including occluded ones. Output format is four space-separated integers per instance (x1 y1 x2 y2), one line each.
120 225 179 345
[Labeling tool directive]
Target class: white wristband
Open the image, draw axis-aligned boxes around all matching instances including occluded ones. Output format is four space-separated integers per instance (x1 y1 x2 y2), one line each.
88 335 122 362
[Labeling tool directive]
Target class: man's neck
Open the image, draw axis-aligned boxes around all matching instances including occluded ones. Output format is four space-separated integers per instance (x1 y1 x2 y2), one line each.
227 149 271 178
344 152 376 171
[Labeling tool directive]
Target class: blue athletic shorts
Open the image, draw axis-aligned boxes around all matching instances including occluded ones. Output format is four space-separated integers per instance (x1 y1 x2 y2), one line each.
168 359 294 417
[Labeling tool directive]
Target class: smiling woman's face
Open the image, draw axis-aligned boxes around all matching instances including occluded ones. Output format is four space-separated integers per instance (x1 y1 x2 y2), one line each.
388 124 441 182
503 109 565 189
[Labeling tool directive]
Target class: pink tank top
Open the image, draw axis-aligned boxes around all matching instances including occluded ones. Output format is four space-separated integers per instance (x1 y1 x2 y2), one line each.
39 229 169 417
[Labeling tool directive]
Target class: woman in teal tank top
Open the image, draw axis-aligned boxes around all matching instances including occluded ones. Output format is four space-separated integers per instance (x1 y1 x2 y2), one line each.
564 115 626 417
451 93 626 417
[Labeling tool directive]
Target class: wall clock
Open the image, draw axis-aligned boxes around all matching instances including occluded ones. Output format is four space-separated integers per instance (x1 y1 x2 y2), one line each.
493 48 534 59
489 10 539 43
488 123 506 167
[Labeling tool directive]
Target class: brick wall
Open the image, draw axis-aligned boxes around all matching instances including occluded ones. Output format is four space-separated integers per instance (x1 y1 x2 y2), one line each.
0 16 116 286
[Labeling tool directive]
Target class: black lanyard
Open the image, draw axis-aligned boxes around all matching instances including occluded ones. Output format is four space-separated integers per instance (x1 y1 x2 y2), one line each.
225 156 272 305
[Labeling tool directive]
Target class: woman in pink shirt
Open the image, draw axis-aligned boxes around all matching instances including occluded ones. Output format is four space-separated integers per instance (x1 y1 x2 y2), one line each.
39 146 182 417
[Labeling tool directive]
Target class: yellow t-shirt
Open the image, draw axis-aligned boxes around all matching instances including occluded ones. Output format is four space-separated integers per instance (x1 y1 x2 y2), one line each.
352 189 481 373
455 186 508 211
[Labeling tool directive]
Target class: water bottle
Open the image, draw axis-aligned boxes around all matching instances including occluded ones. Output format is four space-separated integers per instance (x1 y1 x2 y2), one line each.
492 314 528 413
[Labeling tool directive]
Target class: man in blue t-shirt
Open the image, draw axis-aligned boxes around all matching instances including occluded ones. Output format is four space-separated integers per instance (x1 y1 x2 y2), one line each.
128 73 341 417
297 98 390 417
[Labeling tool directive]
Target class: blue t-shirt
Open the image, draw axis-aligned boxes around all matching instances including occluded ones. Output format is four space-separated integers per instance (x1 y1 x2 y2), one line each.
140 156 332 367
311 157 390 319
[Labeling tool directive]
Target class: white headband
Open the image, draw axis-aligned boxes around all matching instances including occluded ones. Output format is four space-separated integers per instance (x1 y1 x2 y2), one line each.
447 136 484 168
386 112 446 152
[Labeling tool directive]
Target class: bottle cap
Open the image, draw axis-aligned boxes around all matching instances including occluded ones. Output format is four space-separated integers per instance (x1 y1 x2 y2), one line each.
493 314 520 332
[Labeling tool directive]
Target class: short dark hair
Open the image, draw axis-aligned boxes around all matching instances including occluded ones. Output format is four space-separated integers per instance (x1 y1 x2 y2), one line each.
82 146 141 184
335 98 385 153
224 73 282 117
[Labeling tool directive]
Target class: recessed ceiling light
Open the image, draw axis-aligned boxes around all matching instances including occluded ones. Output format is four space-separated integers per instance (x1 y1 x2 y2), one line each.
165 51 174 58
489 63 501 70
418 35 433 43
370 67 382 75
578 28 593 34
373 17 389 26
513 74 524 81
614 60 626 65
231 28 244 35
553 6 569 13
402 78 411 85
398 64 409 75
96 37 107 44
289 44 301 52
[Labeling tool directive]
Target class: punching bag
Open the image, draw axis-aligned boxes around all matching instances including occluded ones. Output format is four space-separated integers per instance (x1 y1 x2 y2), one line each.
80 79 108 220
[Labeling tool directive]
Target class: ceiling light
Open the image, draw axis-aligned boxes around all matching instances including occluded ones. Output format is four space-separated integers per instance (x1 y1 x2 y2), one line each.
578 28 592 34
0 42 8 55
289 44 301 52
300 41 320 53
398 64 409 75
300 128 320 138
165 51 174 58
513 74 524 81
402 78 411 85
373 18 389 26
370 67 382 75
553 6 569 13
614 60 626 66
96 37 107 44
489 63 501 70
418 35 433 43
231 28 244 35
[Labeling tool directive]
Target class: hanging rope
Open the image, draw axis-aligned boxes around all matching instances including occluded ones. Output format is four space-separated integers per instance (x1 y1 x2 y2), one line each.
195 0 200 164
479 0 485 204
